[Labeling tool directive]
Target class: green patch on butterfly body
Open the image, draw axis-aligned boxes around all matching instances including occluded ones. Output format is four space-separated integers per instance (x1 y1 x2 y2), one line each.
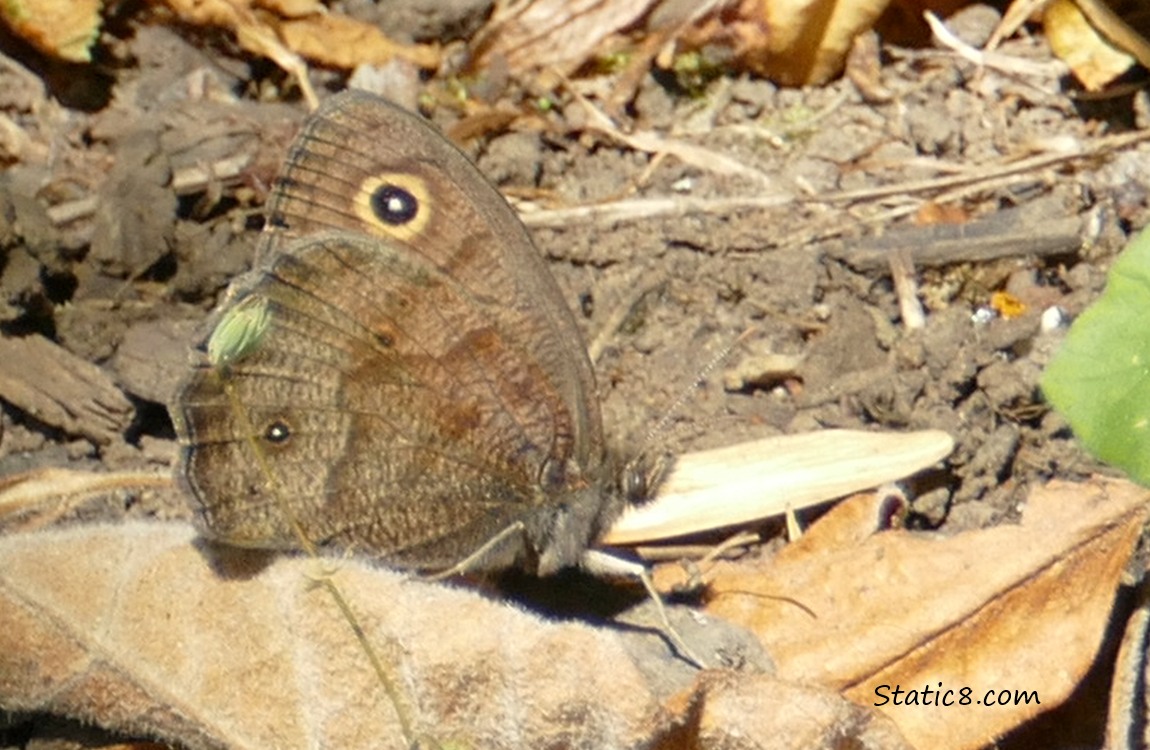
207 294 272 371
1041 227 1150 485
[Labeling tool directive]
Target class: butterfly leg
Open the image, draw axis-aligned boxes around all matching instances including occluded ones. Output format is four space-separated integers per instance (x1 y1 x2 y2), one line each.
580 549 708 669
421 521 530 581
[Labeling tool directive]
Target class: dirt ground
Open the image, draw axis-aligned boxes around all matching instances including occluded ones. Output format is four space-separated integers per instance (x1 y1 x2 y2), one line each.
2 0 1149 747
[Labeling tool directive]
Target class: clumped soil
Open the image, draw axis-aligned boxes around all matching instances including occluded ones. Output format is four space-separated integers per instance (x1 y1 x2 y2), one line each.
2 2 1149 747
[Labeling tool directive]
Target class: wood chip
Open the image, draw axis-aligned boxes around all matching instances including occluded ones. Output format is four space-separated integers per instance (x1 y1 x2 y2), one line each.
827 209 1083 272
0 335 133 445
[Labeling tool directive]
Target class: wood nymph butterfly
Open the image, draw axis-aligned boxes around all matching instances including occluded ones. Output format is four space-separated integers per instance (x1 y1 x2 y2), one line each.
172 90 638 577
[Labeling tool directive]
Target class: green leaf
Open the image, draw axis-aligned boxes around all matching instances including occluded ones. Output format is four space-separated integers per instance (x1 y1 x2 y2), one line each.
1042 227 1150 485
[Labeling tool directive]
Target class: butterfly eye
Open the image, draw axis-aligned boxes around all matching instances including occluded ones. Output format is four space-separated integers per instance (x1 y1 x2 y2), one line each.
264 420 292 444
371 183 419 225
621 453 672 502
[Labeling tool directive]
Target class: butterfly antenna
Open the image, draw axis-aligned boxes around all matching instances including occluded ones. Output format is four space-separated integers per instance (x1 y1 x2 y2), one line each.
638 327 756 455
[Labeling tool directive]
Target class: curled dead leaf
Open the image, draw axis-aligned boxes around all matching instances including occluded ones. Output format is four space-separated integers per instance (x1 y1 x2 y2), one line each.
155 0 438 108
473 0 896 87
472 0 659 75
275 13 440 70
1044 0 1142 91
0 519 922 749
688 0 894 86
701 477 1150 750
0 0 101 61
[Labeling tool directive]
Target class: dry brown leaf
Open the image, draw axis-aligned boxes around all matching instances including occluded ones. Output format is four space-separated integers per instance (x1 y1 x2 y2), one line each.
0 522 673 749
274 13 440 71
150 0 316 106
474 0 897 87
156 0 438 108
1107 573 1150 749
700 477 1150 750
474 0 660 75
0 0 101 61
0 519 919 749
682 671 915 749
251 0 319 18
712 0 894 85
1044 0 1138 91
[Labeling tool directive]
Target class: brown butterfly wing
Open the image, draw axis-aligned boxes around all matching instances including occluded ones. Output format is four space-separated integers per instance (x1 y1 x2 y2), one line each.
258 90 602 462
174 93 609 571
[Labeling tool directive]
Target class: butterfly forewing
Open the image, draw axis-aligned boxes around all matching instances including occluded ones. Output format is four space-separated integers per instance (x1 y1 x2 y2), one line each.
259 92 603 470
174 93 615 572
